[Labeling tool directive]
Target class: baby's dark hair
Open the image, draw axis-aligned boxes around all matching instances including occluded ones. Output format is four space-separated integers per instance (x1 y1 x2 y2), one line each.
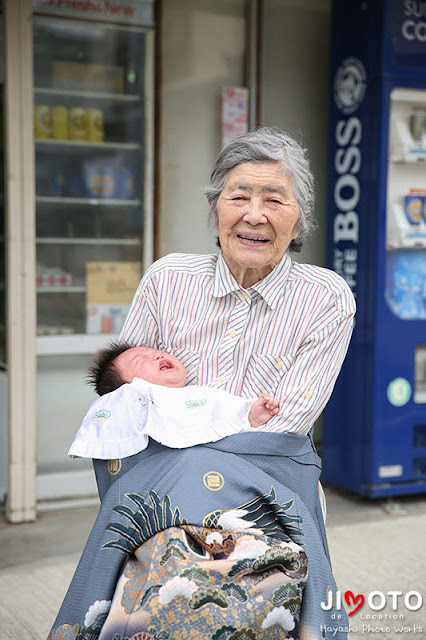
88 340 134 396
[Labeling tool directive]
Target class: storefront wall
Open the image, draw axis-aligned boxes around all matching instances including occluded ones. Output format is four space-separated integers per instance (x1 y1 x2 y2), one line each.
159 0 247 257
159 0 332 266
2 0 156 522
2 0 333 520
261 0 331 268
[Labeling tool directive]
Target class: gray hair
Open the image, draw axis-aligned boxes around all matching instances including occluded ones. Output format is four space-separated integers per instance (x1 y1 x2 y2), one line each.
204 127 316 252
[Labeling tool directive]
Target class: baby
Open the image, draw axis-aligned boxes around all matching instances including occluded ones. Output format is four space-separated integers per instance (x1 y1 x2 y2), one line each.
69 342 279 460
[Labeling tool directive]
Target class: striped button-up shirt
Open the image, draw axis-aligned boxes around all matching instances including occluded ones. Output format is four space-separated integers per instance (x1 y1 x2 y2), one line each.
120 252 356 435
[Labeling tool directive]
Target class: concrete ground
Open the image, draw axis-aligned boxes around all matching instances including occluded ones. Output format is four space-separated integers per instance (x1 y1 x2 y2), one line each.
0 486 425 640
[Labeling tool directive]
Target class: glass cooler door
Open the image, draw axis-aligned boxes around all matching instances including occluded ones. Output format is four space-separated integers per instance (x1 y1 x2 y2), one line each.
32 4 154 497
0 11 7 502
385 88 426 406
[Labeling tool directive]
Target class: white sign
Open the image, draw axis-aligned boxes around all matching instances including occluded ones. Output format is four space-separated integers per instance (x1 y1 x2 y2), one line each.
378 464 403 479
334 57 366 115
332 116 362 296
32 0 154 27
222 87 249 148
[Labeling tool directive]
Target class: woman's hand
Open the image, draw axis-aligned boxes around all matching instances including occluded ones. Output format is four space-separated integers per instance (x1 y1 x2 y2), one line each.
248 392 279 428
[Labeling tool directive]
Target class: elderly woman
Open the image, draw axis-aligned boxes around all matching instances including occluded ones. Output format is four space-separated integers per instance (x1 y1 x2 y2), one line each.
48 129 354 640
120 127 355 440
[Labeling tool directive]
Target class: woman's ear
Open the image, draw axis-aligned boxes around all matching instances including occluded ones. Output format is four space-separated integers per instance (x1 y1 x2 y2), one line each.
291 215 301 241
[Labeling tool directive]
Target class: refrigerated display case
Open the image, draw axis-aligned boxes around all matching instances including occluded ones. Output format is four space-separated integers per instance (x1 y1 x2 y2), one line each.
0 27 4 366
33 12 153 346
386 89 426 252
323 0 426 498
385 88 426 328
30 2 155 496
0 12 7 503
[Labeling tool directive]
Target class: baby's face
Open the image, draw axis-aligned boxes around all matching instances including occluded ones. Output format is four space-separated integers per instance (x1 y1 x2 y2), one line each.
114 347 187 387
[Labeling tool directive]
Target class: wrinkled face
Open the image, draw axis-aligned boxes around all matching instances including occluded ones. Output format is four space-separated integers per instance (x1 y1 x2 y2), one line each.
216 161 300 288
114 347 187 388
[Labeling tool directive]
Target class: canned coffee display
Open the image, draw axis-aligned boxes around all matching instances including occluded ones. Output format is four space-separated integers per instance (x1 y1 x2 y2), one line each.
404 195 423 225
68 107 88 141
34 105 52 139
87 108 104 142
52 171 66 197
84 164 104 198
51 106 68 140
120 168 135 199
409 111 424 142
103 167 119 199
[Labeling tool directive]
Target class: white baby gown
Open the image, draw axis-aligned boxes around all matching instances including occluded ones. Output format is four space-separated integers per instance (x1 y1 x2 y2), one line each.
68 378 254 460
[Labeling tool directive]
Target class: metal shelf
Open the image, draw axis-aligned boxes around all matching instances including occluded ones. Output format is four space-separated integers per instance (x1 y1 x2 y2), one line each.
391 88 426 104
36 196 141 207
34 86 142 102
37 286 86 293
36 237 140 245
392 152 426 163
37 333 119 356
36 139 140 152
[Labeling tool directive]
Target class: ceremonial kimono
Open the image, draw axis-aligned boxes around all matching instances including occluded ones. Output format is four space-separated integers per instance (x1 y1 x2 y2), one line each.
48 432 348 640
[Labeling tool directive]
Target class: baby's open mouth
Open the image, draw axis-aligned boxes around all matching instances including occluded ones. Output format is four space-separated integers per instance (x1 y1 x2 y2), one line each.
159 361 173 371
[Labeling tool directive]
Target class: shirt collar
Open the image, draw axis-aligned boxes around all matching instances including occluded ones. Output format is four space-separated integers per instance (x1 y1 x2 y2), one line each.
213 251 292 309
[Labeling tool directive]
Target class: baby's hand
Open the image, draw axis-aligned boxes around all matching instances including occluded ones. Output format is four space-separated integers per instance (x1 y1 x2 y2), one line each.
249 392 279 428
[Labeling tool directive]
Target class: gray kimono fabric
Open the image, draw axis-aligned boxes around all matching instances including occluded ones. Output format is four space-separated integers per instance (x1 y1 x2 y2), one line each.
48 432 349 640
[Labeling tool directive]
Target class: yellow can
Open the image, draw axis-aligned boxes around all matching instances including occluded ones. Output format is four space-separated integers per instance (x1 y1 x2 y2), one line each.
68 107 88 141
34 105 52 139
51 106 68 140
87 108 104 143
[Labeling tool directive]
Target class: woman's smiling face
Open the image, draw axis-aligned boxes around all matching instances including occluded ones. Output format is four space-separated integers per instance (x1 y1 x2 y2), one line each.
216 161 300 289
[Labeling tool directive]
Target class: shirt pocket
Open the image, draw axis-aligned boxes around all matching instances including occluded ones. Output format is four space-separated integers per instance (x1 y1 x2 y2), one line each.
169 346 200 386
245 354 293 397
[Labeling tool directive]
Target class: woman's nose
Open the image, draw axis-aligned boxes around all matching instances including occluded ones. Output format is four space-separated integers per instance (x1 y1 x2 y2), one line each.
243 202 267 225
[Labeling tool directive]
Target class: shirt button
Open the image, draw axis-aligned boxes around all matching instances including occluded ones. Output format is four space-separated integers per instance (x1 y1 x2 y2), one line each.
305 391 313 399
218 376 225 383
275 362 283 370
242 292 249 300
230 330 237 338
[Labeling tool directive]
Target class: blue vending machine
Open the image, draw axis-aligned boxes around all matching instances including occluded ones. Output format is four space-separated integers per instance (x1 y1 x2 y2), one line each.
323 0 426 497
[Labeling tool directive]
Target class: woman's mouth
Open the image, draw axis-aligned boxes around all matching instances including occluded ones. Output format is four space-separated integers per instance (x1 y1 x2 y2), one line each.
237 233 269 244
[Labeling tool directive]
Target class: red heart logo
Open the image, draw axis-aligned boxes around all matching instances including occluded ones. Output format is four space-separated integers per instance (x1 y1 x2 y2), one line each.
345 590 365 616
